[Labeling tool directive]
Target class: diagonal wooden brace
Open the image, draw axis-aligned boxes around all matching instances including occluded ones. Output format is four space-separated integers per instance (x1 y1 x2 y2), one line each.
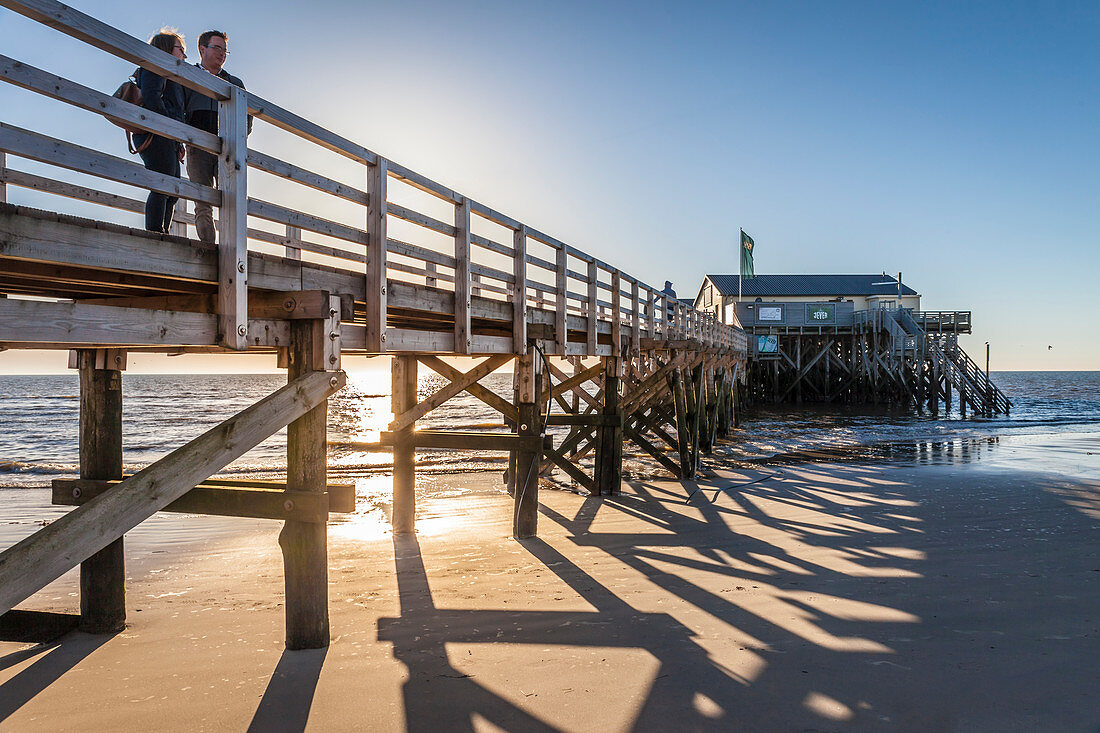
0 369 346 617
390 354 511 432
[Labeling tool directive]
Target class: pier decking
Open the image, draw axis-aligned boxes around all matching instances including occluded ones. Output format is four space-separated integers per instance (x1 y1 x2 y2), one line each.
0 0 746 648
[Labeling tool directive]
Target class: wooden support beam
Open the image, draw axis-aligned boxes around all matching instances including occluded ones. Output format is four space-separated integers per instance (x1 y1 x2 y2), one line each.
690 360 705 468
545 414 621 426
365 158 387 351
53 479 354 522
610 270 622 356
512 350 542 539
217 85 248 350
280 319 332 649
549 361 603 400
0 297 295 348
416 354 517 421
513 224 527 352
0 369 344 618
454 197 472 354
622 423 682 477
540 447 596 494
594 356 623 496
586 259 598 354
76 348 125 634
379 430 547 452
391 355 417 535
670 368 692 479
554 245 568 355
390 354 510 432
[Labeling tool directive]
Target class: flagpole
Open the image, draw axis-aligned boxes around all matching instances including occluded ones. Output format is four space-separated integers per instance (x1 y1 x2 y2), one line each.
738 228 743 303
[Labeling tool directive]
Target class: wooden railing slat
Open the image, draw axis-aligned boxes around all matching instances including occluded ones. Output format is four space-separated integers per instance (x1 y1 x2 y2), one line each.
246 149 368 206
0 122 219 205
0 55 222 153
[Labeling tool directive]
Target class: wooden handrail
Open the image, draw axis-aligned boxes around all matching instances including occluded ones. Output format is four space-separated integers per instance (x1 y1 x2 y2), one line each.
0 0 743 356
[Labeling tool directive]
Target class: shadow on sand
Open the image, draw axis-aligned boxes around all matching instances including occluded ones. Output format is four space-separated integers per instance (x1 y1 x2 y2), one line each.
381 460 1099 730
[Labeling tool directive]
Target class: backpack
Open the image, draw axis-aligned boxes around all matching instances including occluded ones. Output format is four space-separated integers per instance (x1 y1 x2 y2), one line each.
108 69 153 155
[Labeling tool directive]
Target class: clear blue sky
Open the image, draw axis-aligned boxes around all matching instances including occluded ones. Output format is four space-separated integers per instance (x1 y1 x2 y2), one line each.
2 1 1097 372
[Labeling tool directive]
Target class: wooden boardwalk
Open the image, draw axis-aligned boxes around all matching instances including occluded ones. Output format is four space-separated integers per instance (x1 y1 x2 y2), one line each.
0 0 747 648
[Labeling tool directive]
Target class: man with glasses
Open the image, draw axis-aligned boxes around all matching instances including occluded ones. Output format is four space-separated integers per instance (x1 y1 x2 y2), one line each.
184 30 252 243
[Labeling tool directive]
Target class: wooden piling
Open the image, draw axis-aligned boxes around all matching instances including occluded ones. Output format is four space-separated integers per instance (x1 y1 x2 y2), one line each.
513 350 542 538
77 348 125 634
391 355 417 534
279 320 330 649
594 356 623 496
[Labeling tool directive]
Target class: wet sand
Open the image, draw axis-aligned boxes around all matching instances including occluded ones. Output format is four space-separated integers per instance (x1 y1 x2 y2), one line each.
1 440 1098 732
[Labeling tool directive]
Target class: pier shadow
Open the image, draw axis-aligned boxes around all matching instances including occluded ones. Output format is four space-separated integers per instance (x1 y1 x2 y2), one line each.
0 632 110 721
382 457 1100 730
248 647 328 733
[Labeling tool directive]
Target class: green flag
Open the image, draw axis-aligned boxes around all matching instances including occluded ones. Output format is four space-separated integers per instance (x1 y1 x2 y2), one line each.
740 229 755 280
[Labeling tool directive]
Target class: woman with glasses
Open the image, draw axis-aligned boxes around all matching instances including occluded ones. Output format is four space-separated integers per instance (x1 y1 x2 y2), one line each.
133 28 187 233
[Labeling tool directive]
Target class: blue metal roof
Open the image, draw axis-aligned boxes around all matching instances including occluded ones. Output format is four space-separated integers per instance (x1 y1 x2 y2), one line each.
706 274 918 297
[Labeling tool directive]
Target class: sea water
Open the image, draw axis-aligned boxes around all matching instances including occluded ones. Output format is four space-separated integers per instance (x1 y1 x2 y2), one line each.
0 370 1096 545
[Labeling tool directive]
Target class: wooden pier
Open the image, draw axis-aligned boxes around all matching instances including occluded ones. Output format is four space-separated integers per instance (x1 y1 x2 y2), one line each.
0 1 746 649
736 302 1011 416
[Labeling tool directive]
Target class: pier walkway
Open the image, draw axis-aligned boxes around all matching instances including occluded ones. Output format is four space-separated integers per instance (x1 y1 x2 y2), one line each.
0 0 746 648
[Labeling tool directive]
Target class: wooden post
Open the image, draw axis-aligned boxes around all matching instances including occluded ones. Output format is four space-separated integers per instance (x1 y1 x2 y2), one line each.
513 225 527 353
513 350 542 538
594 356 622 496
631 279 640 355
670 367 692 479
285 224 302 260
0 151 7 203
554 245 568 355
454 197 472 355
279 320 330 650
366 158 388 352
77 349 125 634
690 360 704 468
391 356 417 534
217 85 248 350
586 259 598 355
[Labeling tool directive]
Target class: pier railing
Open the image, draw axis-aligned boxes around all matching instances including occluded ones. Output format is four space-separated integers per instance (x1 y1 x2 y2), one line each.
0 0 744 357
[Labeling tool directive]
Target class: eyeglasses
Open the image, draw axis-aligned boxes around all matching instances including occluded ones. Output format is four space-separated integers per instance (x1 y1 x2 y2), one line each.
173 45 186 54
201 44 229 55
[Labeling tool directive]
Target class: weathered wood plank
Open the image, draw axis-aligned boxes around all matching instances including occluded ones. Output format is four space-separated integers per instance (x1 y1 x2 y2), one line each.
365 158 388 351
53 479 353 522
453 197 472 355
247 198 367 247
216 86 248 349
0 122 219 205
247 149 367 205
379 430 545 452
0 0 231 98
0 55 221 153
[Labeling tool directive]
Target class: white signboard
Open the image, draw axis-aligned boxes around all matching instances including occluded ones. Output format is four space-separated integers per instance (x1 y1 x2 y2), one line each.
758 306 784 322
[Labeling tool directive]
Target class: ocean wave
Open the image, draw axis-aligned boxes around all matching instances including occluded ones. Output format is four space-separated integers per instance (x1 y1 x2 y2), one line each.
0 460 79 475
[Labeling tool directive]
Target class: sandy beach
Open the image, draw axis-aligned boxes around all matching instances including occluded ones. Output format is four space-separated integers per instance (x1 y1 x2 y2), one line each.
1 436 1098 732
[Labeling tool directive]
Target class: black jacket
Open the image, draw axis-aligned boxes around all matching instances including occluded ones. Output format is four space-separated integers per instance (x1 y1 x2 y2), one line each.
135 67 185 123
183 64 252 136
